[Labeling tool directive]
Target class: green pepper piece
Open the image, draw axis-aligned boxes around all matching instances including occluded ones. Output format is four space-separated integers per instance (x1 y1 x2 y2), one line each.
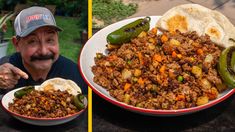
218 46 235 88
14 86 35 98
177 75 184 82
107 16 151 45
78 94 85 102
73 94 85 110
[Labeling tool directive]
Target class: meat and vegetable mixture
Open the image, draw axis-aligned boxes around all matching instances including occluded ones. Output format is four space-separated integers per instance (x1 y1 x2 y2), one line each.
92 28 228 110
9 90 79 118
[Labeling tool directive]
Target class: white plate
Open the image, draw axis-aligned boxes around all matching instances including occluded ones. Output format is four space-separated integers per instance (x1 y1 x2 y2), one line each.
1 86 87 126
79 16 235 116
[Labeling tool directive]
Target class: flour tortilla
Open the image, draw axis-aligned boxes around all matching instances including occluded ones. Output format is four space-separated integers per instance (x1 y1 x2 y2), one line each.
156 4 235 48
37 78 82 95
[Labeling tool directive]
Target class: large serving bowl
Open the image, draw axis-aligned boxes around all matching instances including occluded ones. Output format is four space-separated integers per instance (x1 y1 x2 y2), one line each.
1 86 88 126
79 16 235 116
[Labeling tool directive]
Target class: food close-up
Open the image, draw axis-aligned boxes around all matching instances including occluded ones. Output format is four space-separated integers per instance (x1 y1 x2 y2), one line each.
83 3 235 113
80 1 235 131
1 78 87 126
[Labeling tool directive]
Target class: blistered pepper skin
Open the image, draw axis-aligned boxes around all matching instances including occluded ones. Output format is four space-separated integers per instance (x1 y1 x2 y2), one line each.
14 86 35 98
73 94 85 110
218 46 235 88
107 17 151 45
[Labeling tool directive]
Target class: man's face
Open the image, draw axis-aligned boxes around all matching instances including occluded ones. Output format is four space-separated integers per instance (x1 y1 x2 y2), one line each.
15 26 59 71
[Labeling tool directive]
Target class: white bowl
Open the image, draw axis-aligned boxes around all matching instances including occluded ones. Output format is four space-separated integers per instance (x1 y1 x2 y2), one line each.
79 16 235 116
1 86 88 126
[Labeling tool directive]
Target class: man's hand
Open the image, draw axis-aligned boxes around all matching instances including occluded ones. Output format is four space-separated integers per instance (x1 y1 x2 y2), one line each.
0 63 28 89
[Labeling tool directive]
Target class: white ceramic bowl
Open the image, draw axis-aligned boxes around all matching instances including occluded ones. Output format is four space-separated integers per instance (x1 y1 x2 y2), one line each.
1 86 88 126
79 16 235 116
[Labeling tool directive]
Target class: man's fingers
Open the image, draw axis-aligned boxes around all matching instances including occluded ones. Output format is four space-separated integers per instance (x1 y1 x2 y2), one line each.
10 66 28 79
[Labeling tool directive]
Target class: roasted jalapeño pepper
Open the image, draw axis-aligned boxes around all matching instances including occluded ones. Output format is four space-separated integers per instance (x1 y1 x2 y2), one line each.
73 94 85 110
107 16 151 45
218 46 235 88
14 86 35 98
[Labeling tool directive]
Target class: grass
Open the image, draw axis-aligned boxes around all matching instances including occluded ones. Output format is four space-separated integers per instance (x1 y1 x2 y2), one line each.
93 0 137 27
4 16 83 63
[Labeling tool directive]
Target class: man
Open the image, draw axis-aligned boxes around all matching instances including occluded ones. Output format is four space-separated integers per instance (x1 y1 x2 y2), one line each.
0 6 87 94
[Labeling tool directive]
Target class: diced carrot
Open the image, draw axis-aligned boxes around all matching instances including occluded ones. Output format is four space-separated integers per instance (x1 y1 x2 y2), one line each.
172 51 177 58
150 27 157 34
137 52 144 65
176 94 185 101
197 49 203 55
124 83 132 91
168 69 176 78
107 55 118 61
137 77 145 85
106 68 113 73
161 34 168 43
159 65 166 74
153 54 162 62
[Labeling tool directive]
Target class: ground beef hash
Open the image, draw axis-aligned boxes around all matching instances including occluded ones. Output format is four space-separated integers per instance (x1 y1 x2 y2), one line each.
9 90 78 118
92 29 228 110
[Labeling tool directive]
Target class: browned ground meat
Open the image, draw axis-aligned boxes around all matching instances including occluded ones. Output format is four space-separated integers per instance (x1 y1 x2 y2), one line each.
9 90 78 118
92 29 228 110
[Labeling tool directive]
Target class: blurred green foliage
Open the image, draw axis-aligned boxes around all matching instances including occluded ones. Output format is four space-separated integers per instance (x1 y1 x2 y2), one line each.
0 0 86 18
93 0 137 26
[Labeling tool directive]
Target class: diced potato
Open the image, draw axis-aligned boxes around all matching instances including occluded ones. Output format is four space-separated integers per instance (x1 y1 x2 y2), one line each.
134 69 142 77
170 39 181 46
138 31 147 38
148 43 155 50
191 66 202 78
121 69 132 79
124 94 131 104
192 42 200 47
132 77 138 83
148 38 156 44
196 96 209 106
200 78 211 89
204 54 213 63
104 61 111 66
177 54 182 59
136 103 143 108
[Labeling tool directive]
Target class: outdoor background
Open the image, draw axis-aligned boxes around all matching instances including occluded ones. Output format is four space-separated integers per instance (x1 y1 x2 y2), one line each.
0 0 88 63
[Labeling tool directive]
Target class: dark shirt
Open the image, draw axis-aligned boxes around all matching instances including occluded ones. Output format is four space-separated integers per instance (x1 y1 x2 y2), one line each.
0 53 87 94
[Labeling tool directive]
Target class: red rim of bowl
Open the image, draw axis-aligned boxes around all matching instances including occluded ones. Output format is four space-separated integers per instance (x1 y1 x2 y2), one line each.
78 48 235 115
1 93 88 121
